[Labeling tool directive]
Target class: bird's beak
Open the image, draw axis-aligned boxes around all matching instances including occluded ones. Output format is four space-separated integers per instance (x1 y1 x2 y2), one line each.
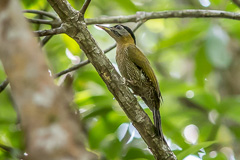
96 25 111 31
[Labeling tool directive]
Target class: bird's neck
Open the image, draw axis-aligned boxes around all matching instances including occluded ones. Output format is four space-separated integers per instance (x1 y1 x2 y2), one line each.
116 41 135 48
116 43 134 54
116 36 135 46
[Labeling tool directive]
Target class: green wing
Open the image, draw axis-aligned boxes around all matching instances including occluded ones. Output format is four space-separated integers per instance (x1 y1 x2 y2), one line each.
127 45 161 97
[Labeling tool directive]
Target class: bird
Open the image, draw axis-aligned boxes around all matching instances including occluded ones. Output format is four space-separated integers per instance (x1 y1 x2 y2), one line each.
96 24 165 141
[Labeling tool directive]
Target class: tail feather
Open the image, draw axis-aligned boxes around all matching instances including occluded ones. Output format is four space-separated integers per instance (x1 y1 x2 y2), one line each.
153 108 166 143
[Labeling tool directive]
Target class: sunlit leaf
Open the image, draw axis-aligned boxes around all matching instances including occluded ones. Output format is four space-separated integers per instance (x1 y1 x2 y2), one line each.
177 141 216 159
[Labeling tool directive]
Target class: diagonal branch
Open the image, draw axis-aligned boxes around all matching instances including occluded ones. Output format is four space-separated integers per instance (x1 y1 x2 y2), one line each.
232 0 240 8
47 0 76 21
0 78 9 93
80 0 91 15
85 9 240 24
41 35 53 46
55 60 89 78
0 1 97 159
47 0 176 159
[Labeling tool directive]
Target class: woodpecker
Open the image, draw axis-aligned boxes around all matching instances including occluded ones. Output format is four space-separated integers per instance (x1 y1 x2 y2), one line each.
97 24 164 141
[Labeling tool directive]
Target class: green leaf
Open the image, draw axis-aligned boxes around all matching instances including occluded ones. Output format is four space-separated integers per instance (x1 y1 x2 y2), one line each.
82 106 112 120
123 148 155 160
195 46 212 86
177 141 216 159
205 25 232 69
100 135 122 159
158 22 206 49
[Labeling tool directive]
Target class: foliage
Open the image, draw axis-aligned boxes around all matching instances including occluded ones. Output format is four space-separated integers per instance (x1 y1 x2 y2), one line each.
1 0 240 159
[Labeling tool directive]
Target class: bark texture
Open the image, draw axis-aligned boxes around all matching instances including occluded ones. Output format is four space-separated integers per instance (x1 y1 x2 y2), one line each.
0 0 97 160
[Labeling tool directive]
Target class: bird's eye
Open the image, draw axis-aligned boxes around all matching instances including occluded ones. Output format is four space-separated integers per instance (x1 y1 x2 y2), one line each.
116 25 122 30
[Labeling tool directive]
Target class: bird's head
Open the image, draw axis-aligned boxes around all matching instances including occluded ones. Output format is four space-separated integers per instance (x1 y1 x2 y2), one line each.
96 24 136 45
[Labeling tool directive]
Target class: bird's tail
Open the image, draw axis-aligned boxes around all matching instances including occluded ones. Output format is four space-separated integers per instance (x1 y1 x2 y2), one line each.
153 108 166 143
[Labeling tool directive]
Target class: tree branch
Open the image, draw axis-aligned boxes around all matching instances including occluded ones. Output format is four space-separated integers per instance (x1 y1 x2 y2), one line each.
0 24 58 93
80 0 91 15
47 0 176 159
85 9 240 24
47 0 77 21
34 26 66 37
24 9 62 27
23 9 58 19
0 78 9 93
26 18 53 25
24 9 240 26
41 35 53 46
0 1 97 159
55 60 89 78
232 0 240 8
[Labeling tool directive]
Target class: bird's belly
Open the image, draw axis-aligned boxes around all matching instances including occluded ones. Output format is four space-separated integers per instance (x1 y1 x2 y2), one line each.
116 57 140 81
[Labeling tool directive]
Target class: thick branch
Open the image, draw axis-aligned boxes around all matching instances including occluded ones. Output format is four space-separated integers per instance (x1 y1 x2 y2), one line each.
48 0 176 159
34 26 66 37
0 1 97 159
85 9 240 24
0 27 57 93
47 0 77 21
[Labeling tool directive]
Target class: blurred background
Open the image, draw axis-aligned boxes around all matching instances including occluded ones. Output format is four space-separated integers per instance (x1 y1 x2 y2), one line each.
1 0 240 159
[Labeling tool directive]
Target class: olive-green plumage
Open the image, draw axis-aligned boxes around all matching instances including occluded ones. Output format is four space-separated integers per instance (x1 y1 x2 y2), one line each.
97 24 164 141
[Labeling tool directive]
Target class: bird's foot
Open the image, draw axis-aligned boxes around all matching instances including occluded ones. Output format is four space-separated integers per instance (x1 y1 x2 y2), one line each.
122 78 134 86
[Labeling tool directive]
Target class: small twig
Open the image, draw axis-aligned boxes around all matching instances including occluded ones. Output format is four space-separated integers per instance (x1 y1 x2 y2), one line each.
24 10 62 27
0 143 14 153
178 97 208 114
0 79 9 93
80 0 91 15
54 22 144 78
26 18 53 25
34 26 65 37
132 21 144 32
41 35 53 46
54 60 90 78
103 43 116 53
232 0 240 8
85 9 240 24
24 9 240 27
23 9 58 19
